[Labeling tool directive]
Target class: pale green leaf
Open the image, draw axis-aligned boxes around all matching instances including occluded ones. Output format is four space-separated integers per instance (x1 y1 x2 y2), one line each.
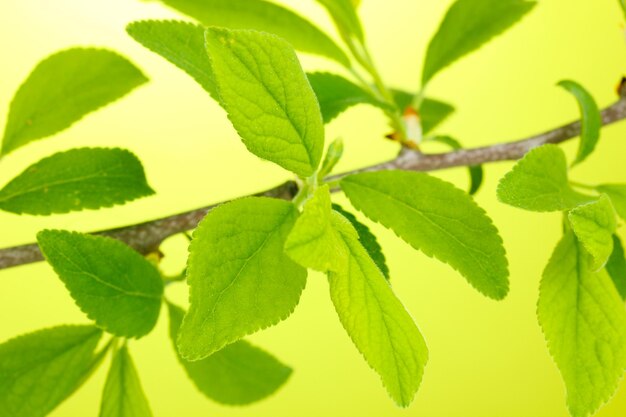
422 0 535 85
178 197 307 361
0 325 103 417
497 145 594 212
568 195 617 270
168 303 291 405
100 345 152 417
341 170 509 299
391 90 455 134
1 48 147 155
154 0 350 66
318 137 344 180
431 135 484 195
37 231 163 338
538 231 626 417
606 235 626 301
127 20 218 100
205 28 325 177
316 0 364 42
558 80 602 166
328 212 428 406
0 148 154 216
597 184 626 221
308 72 388 123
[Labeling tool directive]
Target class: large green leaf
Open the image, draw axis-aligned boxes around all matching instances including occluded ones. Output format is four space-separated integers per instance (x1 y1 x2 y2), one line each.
328 212 428 406
178 197 307 361
0 325 103 417
538 231 626 417
558 80 602 166
0 148 154 215
341 170 509 300
422 0 535 85
153 0 350 66
205 28 325 178
127 20 218 100
606 235 626 301
168 303 291 405
100 344 153 417
316 0 364 42
1 48 147 155
37 231 163 338
568 195 617 270
597 184 626 221
497 145 593 212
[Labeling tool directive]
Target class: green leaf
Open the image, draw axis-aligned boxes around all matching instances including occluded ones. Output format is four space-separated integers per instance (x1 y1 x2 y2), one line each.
558 80 602 166
332 203 390 280
168 303 291 405
431 135 484 195
328 212 428 406
100 344 152 417
204 28 325 178
178 197 307 361
391 90 455 134
341 170 509 300
606 235 626 301
318 137 344 180
0 325 103 417
127 20 218 100
1 48 147 155
316 0 364 42
497 145 594 212
0 148 154 216
308 72 388 123
568 195 617 270
422 0 535 85
597 184 626 221
538 231 626 417
153 0 350 67
37 231 164 338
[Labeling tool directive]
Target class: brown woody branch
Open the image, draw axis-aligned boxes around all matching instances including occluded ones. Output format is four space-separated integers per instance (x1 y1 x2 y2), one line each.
1 96 625 271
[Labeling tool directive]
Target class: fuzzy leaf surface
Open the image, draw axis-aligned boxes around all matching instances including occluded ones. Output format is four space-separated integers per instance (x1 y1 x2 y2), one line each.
606 235 626 301
597 184 626 221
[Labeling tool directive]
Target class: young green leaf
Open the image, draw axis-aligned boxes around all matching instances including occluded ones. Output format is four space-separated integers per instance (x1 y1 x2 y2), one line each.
308 72 388 123
422 0 536 85
153 0 350 67
100 344 153 417
596 184 626 221
606 235 626 301
168 303 291 405
567 195 617 270
538 231 626 417
497 145 594 212
558 80 602 166
178 197 307 361
431 135 484 195
316 0 365 42
328 212 428 407
127 20 218 100
1 48 147 155
37 231 163 338
318 137 344 180
392 90 455 134
204 28 325 178
0 325 103 417
332 203 390 280
341 170 509 300
0 148 154 216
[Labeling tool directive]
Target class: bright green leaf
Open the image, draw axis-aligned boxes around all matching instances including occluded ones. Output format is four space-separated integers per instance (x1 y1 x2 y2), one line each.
37 231 163 338
558 80 602 166
308 72 388 123
127 20 218 100
316 0 364 42
168 303 291 405
497 145 594 212
318 137 344 180
328 212 428 406
431 135 484 195
153 0 350 66
1 48 147 155
538 231 626 417
568 195 617 270
178 197 307 361
597 184 626 221
422 0 535 85
204 28 325 177
341 170 509 300
0 325 103 417
391 90 455 134
0 148 154 216
100 345 152 417
606 235 626 301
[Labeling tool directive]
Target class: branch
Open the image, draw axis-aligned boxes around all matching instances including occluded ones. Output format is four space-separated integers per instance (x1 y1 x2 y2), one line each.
2 96 625 271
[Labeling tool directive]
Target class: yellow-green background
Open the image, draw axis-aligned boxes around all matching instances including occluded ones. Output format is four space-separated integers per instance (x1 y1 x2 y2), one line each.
1 0 626 416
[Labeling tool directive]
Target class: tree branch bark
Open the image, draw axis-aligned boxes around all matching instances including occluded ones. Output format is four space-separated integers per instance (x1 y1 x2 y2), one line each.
1 96 625 271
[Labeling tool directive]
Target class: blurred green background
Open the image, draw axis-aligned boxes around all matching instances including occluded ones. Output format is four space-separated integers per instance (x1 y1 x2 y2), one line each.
1 0 626 416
